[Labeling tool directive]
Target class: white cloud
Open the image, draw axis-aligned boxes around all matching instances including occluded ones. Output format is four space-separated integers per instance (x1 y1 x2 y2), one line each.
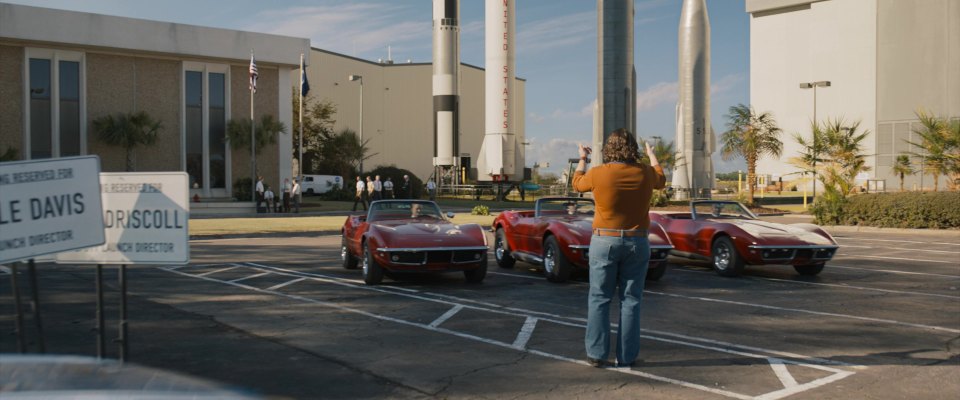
636 81 679 111
527 137 588 174
528 112 546 123
711 74 744 95
246 4 430 58
518 11 594 54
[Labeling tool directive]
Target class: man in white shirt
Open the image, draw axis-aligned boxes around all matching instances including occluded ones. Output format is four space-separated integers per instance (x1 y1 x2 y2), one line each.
352 176 367 211
373 175 383 200
292 178 302 213
426 178 437 201
255 175 265 213
264 185 275 213
383 177 394 199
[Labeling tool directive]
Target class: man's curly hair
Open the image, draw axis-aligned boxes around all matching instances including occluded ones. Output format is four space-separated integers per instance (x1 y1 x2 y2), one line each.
601 128 640 163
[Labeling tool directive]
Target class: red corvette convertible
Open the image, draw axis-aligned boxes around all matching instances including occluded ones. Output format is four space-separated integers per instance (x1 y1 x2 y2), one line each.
492 197 674 283
649 200 839 277
341 200 488 285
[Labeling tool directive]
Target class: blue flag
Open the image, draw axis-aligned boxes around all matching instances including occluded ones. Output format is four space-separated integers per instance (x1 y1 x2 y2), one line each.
300 58 310 97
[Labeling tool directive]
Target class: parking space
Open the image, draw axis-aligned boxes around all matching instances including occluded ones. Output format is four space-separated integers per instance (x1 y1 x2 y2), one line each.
4 229 957 399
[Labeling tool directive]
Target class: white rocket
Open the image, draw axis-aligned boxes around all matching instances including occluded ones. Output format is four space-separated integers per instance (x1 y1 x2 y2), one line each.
478 0 517 180
432 0 460 168
673 0 715 198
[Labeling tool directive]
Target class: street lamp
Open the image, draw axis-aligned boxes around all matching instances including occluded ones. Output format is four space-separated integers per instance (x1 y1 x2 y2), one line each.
799 80 830 199
348 74 363 175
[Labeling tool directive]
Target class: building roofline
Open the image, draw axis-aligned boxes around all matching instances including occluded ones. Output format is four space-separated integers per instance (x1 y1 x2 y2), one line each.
311 47 526 82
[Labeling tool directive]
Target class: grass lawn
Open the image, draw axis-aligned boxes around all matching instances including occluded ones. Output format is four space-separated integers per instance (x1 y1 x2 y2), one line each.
190 213 497 236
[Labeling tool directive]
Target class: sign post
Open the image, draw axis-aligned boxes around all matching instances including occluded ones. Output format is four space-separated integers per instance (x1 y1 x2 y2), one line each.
58 172 190 361
1 156 105 353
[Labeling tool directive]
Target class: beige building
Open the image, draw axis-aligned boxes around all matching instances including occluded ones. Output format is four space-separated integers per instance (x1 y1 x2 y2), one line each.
748 0 959 191
305 49 526 183
0 3 307 199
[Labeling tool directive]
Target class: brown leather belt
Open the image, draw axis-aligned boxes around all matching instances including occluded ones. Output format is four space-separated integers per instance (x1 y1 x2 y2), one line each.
593 228 648 237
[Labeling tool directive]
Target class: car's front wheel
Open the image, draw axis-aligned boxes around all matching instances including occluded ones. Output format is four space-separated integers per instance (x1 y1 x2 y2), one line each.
362 242 384 285
712 236 745 277
464 254 488 283
341 235 358 269
646 261 667 281
543 236 573 283
794 263 825 276
494 228 516 269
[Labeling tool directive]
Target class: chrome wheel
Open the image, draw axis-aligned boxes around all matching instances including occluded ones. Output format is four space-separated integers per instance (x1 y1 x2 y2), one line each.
711 236 744 277
544 246 556 275
341 245 348 261
714 243 731 271
495 238 505 261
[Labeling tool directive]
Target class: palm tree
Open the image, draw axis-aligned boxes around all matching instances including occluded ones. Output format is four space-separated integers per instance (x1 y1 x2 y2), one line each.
721 104 783 204
820 119 871 197
906 111 953 191
792 120 828 198
890 154 915 192
315 128 377 180
226 114 287 152
93 111 162 171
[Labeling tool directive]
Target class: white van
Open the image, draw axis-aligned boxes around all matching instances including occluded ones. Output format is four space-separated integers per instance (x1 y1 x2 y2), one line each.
300 175 342 195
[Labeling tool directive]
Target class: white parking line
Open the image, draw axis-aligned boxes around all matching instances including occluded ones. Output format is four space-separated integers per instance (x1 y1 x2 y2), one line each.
837 254 960 264
671 268 959 299
836 238 960 247
769 358 799 387
163 264 855 400
829 264 960 278
266 277 306 291
429 305 464 328
648 290 960 334
512 317 538 350
229 272 271 283
196 266 239 277
838 245 960 255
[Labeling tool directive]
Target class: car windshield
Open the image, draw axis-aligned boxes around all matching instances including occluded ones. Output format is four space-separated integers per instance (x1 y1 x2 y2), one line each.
368 201 444 222
692 202 756 220
536 198 595 217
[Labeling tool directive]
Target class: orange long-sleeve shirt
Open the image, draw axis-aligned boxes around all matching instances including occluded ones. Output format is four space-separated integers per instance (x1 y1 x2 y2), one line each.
572 163 666 230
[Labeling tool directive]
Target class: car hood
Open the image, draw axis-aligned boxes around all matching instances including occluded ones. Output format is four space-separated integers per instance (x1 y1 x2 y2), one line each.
371 220 485 248
721 219 833 245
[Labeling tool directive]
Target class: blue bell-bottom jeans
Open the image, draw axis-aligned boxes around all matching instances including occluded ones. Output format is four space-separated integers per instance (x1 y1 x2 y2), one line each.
585 234 650 365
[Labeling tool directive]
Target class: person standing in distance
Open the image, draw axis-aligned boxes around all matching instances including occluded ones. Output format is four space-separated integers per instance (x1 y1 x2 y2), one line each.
426 178 437 201
572 128 665 368
400 174 411 199
384 177 395 199
352 176 367 211
255 175 265 213
373 175 383 200
292 178 301 213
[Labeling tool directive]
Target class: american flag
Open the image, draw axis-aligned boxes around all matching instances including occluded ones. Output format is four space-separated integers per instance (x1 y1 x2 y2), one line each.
249 53 259 93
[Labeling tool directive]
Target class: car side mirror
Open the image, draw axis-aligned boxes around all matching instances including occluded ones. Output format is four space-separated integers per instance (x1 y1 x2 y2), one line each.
446 212 455 219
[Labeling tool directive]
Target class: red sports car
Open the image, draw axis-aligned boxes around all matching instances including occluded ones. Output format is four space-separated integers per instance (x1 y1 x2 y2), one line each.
649 200 839 277
492 197 674 283
341 200 488 285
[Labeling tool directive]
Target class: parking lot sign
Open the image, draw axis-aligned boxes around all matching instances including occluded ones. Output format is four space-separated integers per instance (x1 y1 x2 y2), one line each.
0 156 105 264
57 172 189 265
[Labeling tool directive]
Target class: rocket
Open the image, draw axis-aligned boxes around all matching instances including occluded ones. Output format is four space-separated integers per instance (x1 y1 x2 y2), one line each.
479 0 517 180
672 0 715 198
594 0 635 164
432 0 460 168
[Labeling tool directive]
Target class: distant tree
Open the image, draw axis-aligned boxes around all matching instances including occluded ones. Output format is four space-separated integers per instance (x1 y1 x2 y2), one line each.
905 110 959 191
93 111 162 171
0 145 18 162
291 92 337 174
314 128 377 181
714 172 741 181
792 120 829 197
226 114 286 152
721 104 783 205
810 119 871 224
640 139 682 177
890 154 915 192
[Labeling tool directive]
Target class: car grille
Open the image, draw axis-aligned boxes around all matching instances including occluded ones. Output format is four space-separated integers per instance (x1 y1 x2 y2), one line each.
388 250 484 265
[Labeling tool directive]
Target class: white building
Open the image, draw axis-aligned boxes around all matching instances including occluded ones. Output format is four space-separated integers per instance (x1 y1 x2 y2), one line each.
304 49 526 183
748 0 959 191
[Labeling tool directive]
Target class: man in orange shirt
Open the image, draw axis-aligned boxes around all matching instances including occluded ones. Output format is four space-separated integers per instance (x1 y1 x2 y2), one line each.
573 128 665 368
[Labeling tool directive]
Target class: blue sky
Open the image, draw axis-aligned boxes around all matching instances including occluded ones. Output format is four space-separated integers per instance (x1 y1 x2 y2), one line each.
8 0 750 174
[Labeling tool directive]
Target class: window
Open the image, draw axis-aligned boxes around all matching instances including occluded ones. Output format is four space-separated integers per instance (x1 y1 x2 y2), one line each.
24 49 84 159
183 63 230 194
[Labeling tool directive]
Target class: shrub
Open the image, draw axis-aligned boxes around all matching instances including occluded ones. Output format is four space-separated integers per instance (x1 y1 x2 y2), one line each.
649 189 669 207
233 177 253 201
318 184 355 201
471 205 490 216
839 192 960 229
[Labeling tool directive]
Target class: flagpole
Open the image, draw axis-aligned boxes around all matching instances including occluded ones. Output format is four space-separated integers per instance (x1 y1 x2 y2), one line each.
250 50 256 206
299 53 304 185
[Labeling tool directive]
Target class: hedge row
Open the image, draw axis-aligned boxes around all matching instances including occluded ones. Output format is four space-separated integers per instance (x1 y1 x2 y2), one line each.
840 192 960 229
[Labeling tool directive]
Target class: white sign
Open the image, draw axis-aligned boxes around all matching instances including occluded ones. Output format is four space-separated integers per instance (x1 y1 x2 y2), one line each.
0 156 105 264
57 172 190 265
